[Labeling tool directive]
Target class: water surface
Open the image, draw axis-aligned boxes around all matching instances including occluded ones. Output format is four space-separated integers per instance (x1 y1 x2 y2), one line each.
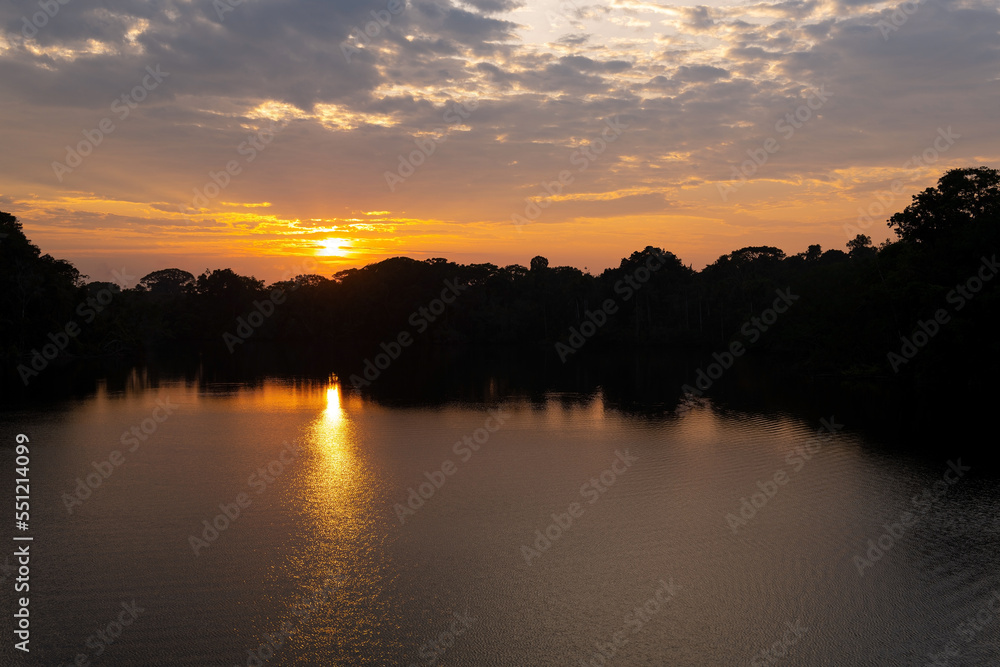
2 375 998 666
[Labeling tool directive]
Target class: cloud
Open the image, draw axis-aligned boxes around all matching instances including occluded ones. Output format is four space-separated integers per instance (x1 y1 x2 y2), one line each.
672 64 731 83
460 0 525 14
560 55 632 73
1 0 998 275
557 33 592 46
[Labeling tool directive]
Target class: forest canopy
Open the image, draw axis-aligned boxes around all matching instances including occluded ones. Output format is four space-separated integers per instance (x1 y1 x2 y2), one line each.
2 167 998 392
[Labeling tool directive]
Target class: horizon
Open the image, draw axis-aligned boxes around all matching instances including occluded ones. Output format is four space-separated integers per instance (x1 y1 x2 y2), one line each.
6 211 881 285
4 0 998 283
3 0 1000 661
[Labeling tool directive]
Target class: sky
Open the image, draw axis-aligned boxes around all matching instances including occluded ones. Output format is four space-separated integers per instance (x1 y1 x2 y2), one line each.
1 0 998 284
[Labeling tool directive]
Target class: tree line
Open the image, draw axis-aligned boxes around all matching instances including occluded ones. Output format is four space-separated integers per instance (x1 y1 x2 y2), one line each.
2 166 998 395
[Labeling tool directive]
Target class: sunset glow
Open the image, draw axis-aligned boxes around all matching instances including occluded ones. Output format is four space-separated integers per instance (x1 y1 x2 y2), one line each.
1 0 996 283
4 1 999 664
315 238 352 257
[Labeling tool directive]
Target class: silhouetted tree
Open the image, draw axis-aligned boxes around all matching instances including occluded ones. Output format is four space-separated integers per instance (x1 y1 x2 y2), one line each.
888 166 1000 244
846 234 875 258
139 268 195 295
530 256 549 272
4 164 999 395
0 212 83 365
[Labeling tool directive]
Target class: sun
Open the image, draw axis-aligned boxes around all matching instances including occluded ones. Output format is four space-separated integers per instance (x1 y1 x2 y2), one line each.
316 238 351 257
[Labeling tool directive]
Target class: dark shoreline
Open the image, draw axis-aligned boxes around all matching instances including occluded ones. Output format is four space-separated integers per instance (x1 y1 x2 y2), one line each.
2 342 982 455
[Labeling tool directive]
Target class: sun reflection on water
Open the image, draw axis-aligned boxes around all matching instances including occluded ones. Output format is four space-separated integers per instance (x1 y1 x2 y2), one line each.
324 385 342 422
284 378 407 660
313 382 356 480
